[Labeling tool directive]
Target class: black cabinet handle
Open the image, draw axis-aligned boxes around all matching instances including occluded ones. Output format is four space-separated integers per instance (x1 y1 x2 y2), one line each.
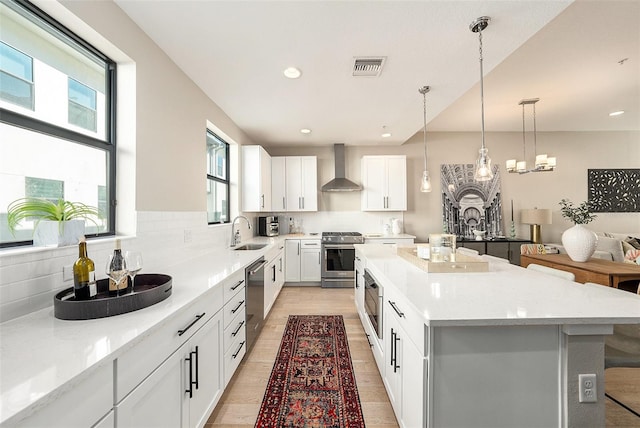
231 300 245 314
272 265 276 282
390 328 396 368
365 333 373 348
389 301 405 318
232 341 246 359
393 333 401 373
232 320 245 337
193 346 199 390
178 313 205 336
230 280 244 291
185 353 194 398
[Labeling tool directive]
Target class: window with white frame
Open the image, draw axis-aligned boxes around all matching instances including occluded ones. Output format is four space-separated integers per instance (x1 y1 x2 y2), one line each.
206 130 230 224
0 0 116 247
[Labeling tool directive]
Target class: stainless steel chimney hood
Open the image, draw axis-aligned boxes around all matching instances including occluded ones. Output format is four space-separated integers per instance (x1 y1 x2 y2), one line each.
321 144 362 192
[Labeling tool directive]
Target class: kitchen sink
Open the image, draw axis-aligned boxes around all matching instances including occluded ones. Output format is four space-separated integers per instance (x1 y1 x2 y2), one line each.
233 243 267 251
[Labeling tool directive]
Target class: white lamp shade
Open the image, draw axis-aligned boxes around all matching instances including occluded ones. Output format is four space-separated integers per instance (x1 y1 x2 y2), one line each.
520 208 552 225
547 157 557 167
516 161 527 172
506 159 516 171
535 154 548 167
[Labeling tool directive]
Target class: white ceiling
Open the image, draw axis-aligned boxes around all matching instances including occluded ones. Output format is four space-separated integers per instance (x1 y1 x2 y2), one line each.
114 0 640 147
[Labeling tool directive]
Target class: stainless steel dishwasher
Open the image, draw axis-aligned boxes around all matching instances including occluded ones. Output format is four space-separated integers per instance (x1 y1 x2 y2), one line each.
245 257 266 351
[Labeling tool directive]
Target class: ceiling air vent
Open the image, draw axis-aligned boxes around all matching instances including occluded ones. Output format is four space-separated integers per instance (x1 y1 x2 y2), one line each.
352 57 386 77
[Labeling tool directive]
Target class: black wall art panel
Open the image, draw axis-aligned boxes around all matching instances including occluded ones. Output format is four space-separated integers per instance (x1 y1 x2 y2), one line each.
588 169 640 212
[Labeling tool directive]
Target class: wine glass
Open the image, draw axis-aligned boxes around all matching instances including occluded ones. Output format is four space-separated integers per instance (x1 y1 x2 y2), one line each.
125 251 143 291
106 254 128 296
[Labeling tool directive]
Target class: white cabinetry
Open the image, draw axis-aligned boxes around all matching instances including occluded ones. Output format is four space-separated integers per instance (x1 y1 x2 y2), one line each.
264 242 285 315
271 157 286 211
285 239 301 282
271 156 318 211
116 284 227 428
242 145 271 212
300 239 321 281
382 281 426 428
12 362 113 428
285 238 321 282
221 271 246 387
361 155 406 211
117 310 224 428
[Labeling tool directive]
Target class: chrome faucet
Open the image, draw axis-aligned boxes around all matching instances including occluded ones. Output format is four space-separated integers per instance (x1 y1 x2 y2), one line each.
230 215 251 247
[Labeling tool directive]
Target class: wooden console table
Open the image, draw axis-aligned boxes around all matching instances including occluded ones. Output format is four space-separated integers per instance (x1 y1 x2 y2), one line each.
521 254 640 291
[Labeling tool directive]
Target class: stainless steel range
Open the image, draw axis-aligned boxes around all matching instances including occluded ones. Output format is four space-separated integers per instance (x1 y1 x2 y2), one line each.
321 232 364 288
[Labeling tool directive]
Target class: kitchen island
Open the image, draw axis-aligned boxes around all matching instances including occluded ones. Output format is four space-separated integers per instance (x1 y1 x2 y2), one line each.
354 244 640 428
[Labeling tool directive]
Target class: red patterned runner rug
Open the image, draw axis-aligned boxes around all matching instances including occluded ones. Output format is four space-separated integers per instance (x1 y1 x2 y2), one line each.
255 315 365 427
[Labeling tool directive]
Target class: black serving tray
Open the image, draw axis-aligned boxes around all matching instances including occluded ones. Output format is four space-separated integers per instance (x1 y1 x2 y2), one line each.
54 274 172 320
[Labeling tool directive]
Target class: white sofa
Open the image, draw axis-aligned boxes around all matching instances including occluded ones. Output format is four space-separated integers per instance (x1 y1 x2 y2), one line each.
549 232 640 264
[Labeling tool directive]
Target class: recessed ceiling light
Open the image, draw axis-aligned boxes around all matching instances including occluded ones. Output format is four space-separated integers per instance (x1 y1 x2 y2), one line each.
381 132 392 138
284 67 301 79
300 128 311 134
609 110 625 117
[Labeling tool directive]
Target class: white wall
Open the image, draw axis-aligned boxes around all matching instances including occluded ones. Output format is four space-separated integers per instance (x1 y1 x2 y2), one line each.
267 130 640 243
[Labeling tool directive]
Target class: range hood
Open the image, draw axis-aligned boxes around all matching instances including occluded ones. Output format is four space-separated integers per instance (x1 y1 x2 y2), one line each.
321 144 362 192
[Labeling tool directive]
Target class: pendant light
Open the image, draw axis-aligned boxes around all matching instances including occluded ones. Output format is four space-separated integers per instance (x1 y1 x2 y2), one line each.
506 98 557 174
419 85 432 192
470 16 494 182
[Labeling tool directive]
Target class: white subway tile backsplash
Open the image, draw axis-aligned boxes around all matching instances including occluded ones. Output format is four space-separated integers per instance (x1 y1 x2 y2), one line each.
0 211 234 322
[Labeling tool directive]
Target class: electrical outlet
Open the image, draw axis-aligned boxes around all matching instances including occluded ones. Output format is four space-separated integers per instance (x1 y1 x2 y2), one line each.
184 229 192 243
579 373 597 403
63 265 74 282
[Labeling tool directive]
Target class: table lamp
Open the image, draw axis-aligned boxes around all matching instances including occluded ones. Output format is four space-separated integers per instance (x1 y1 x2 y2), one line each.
520 208 552 244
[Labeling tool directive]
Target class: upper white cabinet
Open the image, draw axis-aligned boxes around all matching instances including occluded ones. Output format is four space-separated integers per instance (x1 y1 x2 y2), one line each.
271 156 317 212
242 145 272 212
361 155 407 211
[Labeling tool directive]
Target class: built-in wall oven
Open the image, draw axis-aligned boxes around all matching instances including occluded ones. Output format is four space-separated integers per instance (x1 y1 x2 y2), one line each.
364 269 383 339
321 232 364 288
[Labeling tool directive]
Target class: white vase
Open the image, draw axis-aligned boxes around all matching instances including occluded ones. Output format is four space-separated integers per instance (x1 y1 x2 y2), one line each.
33 220 85 247
561 224 598 262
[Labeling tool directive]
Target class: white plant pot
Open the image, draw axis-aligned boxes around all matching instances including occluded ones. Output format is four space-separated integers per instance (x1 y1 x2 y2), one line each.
561 224 598 262
33 220 86 247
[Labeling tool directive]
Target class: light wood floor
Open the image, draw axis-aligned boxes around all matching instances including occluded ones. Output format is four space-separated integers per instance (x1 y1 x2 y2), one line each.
207 286 640 427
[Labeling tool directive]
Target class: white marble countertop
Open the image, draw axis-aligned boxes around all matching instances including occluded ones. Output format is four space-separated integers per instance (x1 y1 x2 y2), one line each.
362 233 416 239
0 238 277 425
356 244 640 327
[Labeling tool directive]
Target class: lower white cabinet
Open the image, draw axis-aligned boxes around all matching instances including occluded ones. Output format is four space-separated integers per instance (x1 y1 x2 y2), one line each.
185 311 224 428
264 243 285 315
117 345 185 427
117 311 224 428
300 240 321 281
382 286 426 428
285 239 301 282
11 362 113 428
285 239 321 282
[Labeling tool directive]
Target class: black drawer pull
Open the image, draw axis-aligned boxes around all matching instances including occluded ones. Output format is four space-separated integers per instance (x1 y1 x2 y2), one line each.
231 300 245 314
365 333 373 348
389 301 405 318
232 341 246 359
230 280 244 291
178 313 205 336
232 320 245 337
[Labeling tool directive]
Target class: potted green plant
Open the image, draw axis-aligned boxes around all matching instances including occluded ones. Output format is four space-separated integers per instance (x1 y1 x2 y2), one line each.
7 198 102 247
558 198 598 262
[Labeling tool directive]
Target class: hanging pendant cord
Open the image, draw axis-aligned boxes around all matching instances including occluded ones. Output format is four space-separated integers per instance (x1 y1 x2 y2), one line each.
533 102 538 160
522 103 526 161
478 29 486 151
423 90 428 171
